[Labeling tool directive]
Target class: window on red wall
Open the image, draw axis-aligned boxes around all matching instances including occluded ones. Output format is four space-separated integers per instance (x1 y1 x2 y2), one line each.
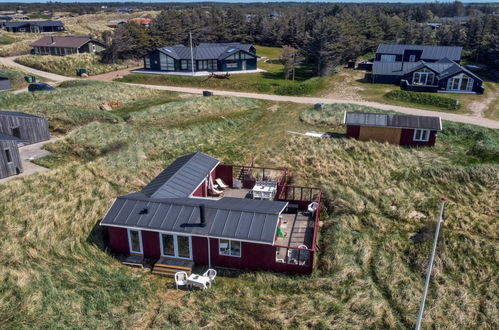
413 129 430 142
219 239 241 257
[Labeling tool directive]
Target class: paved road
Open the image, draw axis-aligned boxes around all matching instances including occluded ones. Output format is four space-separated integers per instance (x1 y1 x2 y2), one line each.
2 56 498 129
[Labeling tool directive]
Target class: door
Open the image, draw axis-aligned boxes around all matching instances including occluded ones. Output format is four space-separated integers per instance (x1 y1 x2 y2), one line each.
11 127 21 139
242 60 247 71
160 233 192 259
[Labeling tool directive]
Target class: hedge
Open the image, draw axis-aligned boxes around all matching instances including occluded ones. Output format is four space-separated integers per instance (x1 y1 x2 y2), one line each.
275 77 326 96
385 90 460 110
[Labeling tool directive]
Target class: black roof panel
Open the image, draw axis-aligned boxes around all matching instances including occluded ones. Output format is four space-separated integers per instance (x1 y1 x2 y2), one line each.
345 112 442 131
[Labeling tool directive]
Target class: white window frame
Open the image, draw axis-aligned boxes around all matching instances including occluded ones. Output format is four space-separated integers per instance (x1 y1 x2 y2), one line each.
412 69 434 86
409 55 416 62
159 233 192 260
144 56 151 69
160 53 175 71
380 54 396 62
413 129 430 142
218 239 242 258
127 229 143 254
447 73 474 91
226 61 238 69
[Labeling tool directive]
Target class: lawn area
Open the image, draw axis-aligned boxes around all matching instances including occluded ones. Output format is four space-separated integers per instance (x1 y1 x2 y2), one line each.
0 33 39 56
324 67 499 120
15 53 140 77
0 80 497 328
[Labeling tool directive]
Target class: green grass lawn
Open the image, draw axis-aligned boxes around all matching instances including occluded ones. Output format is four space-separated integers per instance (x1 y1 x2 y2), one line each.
0 80 497 328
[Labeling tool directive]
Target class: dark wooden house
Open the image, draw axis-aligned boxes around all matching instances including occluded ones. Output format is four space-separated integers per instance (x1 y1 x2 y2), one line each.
101 152 322 275
371 44 484 94
0 133 23 179
344 112 442 146
0 76 11 91
31 36 106 56
143 43 257 73
2 20 64 33
0 111 50 145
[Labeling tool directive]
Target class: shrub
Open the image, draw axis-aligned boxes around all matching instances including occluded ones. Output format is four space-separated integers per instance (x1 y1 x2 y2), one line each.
385 90 460 109
275 77 326 96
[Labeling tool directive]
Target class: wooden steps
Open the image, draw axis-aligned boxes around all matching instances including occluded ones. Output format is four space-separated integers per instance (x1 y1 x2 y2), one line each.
122 255 144 268
152 258 194 277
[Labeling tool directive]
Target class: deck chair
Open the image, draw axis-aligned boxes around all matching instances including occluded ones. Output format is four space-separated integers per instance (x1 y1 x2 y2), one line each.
174 271 188 290
216 178 230 189
209 187 224 196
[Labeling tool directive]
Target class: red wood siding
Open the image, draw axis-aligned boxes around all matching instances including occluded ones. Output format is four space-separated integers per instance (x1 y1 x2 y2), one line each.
400 129 437 146
107 226 129 254
192 236 209 264
215 164 233 187
346 125 360 139
142 230 160 258
192 181 206 197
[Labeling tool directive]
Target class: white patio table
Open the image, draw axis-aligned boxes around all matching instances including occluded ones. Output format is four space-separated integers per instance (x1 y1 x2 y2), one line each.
252 183 277 200
187 274 210 290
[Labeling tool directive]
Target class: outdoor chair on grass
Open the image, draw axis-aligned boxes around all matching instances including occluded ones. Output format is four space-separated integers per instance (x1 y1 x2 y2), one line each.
174 271 188 290
203 269 217 286
216 178 230 189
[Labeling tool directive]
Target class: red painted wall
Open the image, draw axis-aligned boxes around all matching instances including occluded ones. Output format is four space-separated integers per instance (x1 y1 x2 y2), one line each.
192 236 209 264
142 230 160 258
192 181 206 197
346 125 361 139
400 129 437 146
107 226 129 254
215 164 233 187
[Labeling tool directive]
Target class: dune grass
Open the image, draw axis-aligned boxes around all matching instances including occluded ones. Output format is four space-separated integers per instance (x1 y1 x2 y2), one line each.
0 87 497 328
0 65 46 90
15 53 139 77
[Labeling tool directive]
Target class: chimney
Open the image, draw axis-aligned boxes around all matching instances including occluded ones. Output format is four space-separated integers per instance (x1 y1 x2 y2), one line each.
199 204 206 227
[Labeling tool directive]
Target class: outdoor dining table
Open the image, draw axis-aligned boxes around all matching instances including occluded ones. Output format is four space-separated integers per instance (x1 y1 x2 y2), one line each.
187 274 210 290
252 182 277 200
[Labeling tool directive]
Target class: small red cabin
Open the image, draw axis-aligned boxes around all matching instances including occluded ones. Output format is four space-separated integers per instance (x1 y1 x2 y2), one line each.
344 112 442 146
100 152 322 275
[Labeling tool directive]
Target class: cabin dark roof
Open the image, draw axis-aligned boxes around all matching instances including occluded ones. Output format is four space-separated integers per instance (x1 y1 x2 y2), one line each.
3 20 64 28
344 112 442 131
0 110 43 119
401 58 483 82
31 36 97 48
0 132 21 141
155 42 255 61
372 61 420 76
376 44 462 61
100 193 288 244
141 152 220 199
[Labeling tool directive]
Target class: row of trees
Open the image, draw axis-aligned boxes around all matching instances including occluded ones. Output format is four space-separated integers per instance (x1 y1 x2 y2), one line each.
101 2 499 74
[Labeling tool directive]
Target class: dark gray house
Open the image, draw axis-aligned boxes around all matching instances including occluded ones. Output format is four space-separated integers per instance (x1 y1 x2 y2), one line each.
2 20 64 33
143 43 257 73
31 36 106 56
0 111 50 145
371 44 484 94
0 133 23 179
0 76 11 91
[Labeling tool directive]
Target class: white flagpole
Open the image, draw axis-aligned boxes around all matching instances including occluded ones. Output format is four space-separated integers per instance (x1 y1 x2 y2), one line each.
415 197 447 330
189 31 195 76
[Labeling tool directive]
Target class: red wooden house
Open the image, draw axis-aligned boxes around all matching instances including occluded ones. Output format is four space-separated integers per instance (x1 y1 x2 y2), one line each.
344 112 442 146
100 152 322 275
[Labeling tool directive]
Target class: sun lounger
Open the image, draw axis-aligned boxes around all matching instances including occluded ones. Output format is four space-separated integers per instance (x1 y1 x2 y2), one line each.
216 178 230 189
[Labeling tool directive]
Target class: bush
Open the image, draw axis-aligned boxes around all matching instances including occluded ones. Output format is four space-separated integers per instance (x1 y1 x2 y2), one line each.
275 77 326 96
385 90 460 109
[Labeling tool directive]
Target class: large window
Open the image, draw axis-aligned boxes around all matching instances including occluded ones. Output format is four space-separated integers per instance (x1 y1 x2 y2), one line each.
226 61 238 69
180 60 192 71
197 60 208 70
413 129 430 142
127 229 143 254
240 52 254 59
219 239 241 257
4 149 12 163
160 233 191 259
144 56 151 69
160 53 175 71
447 73 473 91
412 69 434 86
380 54 396 62
207 60 217 70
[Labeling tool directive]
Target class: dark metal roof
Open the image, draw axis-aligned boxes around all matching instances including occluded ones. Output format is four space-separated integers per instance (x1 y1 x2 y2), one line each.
3 20 64 28
372 61 420 76
155 42 255 61
0 110 43 119
376 44 462 61
0 132 21 141
141 152 220 199
344 112 442 131
31 36 99 48
101 193 288 244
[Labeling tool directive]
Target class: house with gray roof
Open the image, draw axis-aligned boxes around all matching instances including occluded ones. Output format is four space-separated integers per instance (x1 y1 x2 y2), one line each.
371 44 483 94
142 42 257 73
1 20 64 33
30 36 106 56
100 152 322 275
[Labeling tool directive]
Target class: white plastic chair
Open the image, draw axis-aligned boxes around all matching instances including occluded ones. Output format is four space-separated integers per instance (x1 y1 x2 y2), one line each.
174 271 188 290
203 268 217 286
307 202 319 217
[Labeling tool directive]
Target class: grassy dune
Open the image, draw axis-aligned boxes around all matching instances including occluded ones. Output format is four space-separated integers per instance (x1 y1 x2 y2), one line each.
0 84 497 328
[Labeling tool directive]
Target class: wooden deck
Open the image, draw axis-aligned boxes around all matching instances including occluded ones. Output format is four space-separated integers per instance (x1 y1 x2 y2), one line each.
152 258 194 277
222 187 251 199
275 211 315 249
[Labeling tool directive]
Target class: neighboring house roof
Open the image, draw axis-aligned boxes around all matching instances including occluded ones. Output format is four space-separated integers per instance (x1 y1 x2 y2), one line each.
372 61 420 76
402 58 483 82
344 112 442 131
0 110 44 119
101 192 288 244
31 36 102 48
154 42 255 61
0 132 22 141
3 20 64 28
376 44 462 61
142 152 220 199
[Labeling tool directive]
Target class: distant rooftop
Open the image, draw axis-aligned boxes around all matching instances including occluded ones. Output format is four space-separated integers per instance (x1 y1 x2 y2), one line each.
376 44 462 61
344 112 442 131
155 42 255 61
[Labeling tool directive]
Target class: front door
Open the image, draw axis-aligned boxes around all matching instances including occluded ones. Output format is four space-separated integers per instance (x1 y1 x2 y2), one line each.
160 233 192 259
242 60 247 71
